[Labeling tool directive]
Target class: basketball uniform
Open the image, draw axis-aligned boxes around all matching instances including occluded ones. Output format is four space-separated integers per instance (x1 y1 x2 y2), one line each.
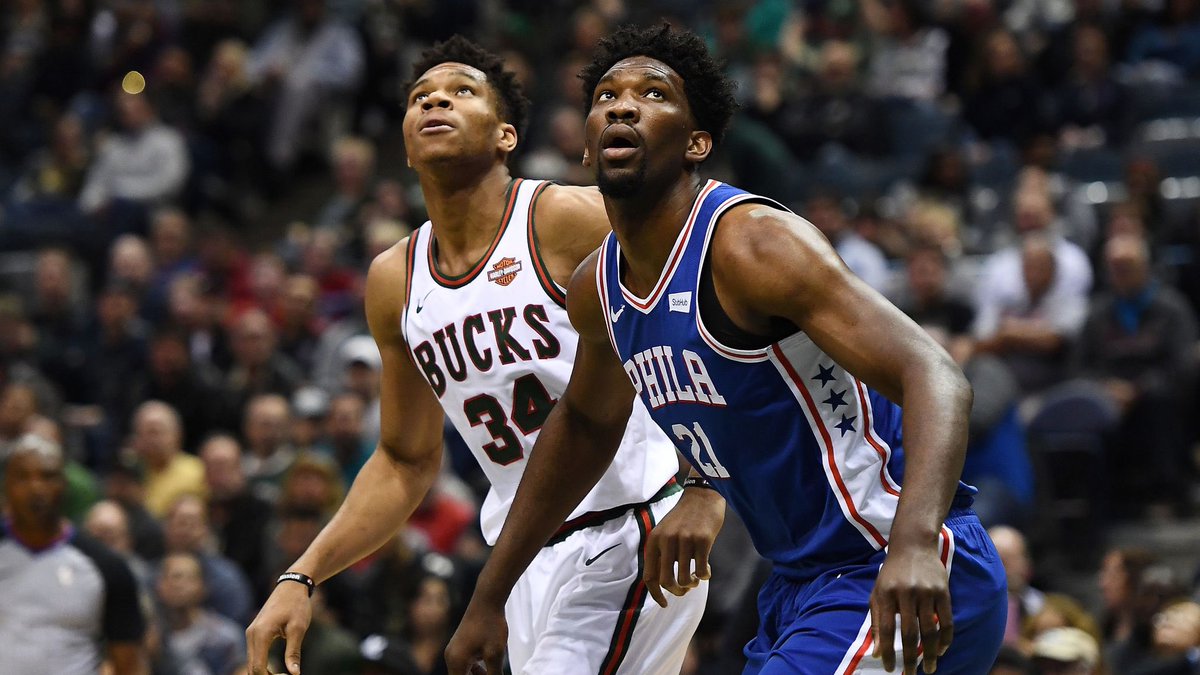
597 180 1007 674
403 178 704 674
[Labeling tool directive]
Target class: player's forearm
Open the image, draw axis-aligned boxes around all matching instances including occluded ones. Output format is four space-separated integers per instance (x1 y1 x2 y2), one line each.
889 358 972 550
290 446 439 583
472 399 628 605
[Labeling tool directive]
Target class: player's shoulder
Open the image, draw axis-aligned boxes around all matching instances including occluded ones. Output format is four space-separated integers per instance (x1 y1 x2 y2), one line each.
532 183 611 258
365 236 414 336
712 200 830 273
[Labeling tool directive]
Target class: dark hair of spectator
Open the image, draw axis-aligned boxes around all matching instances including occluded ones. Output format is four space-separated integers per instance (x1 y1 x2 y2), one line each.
579 23 739 146
404 35 531 138
991 644 1034 673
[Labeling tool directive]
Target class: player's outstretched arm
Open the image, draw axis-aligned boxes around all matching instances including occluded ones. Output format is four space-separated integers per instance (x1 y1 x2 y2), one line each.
713 205 972 675
246 241 446 675
445 250 635 675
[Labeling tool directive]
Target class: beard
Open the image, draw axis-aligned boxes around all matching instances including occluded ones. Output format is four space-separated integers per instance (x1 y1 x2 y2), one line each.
597 157 648 199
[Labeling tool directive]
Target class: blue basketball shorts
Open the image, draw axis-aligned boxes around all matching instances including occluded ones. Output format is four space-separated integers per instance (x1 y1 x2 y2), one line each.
744 509 1007 674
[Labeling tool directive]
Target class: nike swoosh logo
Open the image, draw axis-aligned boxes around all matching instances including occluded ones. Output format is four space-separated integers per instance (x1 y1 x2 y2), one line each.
609 306 625 323
414 289 435 314
584 543 620 566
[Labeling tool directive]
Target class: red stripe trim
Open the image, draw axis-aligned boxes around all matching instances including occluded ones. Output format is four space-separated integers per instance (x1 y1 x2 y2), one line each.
526 181 567 307
548 477 677 545
403 232 419 309
597 243 620 354
599 506 654 675
772 346 888 548
853 379 902 497
620 180 719 311
428 178 523 288
845 630 874 674
939 528 950 566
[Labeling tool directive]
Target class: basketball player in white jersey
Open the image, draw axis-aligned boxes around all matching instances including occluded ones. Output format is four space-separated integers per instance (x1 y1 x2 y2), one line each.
245 36 721 675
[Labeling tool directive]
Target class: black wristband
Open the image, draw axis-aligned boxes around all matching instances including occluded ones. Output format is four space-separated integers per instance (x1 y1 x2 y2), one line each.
683 475 717 491
277 572 316 597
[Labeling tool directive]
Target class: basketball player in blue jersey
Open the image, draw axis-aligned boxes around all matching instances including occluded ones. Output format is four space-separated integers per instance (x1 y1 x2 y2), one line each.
447 24 1007 675
246 36 724 675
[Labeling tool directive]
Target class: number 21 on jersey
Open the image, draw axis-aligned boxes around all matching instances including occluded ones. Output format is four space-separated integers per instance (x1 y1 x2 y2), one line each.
673 421 730 479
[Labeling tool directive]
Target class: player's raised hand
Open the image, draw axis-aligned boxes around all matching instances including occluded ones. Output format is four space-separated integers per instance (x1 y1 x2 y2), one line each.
643 483 725 608
245 582 312 675
445 598 507 674
869 546 954 675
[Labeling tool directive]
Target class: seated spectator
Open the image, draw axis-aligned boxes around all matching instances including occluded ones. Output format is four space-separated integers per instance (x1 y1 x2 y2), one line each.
403 571 458 674
247 0 364 172
9 111 90 203
200 434 272 596
123 327 230 452
1125 0 1200 77
320 391 374 484
84 498 154 590
520 104 591 186
279 451 345 518
893 244 976 364
104 454 166 561
242 393 297 499
989 645 1034 675
162 494 254 625
962 28 1049 144
1055 23 1129 149
300 229 359 321
990 525 1046 649
156 551 246 675
0 434 147 674
78 90 189 215
1132 600 1200 675
290 385 330 452
30 247 91 402
975 233 1088 394
278 274 325 373
1099 547 1160 646
861 0 949 103
224 308 305 414
340 334 381 439
132 400 206 517
315 135 376 231
1023 593 1104 651
145 207 200 322
88 280 149 446
408 483 476 559
1032 627 1101 675
1076 234 1198 514
804 191 891 292
166 273 233 373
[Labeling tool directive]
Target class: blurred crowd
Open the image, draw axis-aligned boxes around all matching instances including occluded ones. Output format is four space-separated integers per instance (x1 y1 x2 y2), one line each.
1 0 1200 673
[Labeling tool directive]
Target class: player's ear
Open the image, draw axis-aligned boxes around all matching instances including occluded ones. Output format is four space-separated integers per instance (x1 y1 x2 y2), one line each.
582 147 591 168
685 130 712 165
498 123 518 154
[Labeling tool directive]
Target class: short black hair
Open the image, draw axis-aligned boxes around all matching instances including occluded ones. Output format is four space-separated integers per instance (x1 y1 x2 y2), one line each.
404 35 530 138
579 23 738 145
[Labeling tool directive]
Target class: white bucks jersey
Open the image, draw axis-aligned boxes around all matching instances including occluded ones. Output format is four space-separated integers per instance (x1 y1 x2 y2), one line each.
402 178 678 544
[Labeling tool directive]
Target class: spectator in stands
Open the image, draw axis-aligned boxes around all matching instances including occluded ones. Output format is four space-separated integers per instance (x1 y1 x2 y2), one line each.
224 308 304 414
247 0 364 172
156 551 247 675
1134 600 1200 675
861 0 949 103
804 190 890 291
248 251 288 321
991 525 1047 649
9 111 90 203
104 454 166 561
300 228 359 320
278 273 324 373
321 391 374 484
1076 234 1198 514
162 493 254 625
315 135 376 231
1023 593 1105 650
894 243 976 363
147 208 199 318
31 247 90 400
195 38 269 196
963 28 1049 143
1055 23 1129 149
976 233 1089 393
340 334 381 438
0 434 148 674
124 327 229 451
279 451 345 519
1100 547 1160 645
132 400 206 517
89 281 149 438
290 385 330 452
242 393 296 498
85 498 154 589
78 90 189 214
1032 627 1101 675
200 433 272 597
520 104 591 186
108 234 155 298
1126 0 1200 77
404 571 457 674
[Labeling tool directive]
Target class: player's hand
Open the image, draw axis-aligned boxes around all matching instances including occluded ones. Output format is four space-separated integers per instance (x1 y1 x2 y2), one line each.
643 485 725 608
869 546 953 675
445 598 507 674
245 581 312 675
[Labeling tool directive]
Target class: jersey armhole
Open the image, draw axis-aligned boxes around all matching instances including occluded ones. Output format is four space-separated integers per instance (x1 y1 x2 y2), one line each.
526 180 568 309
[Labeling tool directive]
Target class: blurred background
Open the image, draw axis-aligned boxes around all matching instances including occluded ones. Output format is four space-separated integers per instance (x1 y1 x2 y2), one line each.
0 0 1198 673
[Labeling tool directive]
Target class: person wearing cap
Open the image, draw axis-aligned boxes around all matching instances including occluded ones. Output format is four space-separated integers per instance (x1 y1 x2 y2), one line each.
1032 627 1101 674
340 333 382 444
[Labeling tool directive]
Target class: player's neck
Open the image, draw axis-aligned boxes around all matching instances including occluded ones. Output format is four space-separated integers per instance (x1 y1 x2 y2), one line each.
605 174 705 294
420 164 514 272
6 515 68 552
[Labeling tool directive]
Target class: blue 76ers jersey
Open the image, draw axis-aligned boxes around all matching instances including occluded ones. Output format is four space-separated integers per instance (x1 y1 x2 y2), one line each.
598 180 973 579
